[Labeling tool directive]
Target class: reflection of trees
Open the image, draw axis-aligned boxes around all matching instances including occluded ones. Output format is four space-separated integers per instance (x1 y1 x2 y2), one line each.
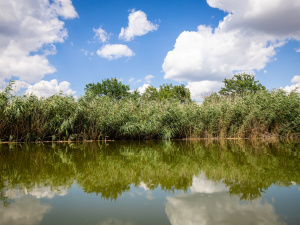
0 140 299 204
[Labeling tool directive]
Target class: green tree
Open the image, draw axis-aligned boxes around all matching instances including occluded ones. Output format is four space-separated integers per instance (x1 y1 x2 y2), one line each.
158 84 191 102
85 78 130 99
172 84 191 102
219 74 266 96
143 86 159 100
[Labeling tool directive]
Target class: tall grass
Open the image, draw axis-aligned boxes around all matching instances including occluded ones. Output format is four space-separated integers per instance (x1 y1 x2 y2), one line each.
0 86 299 141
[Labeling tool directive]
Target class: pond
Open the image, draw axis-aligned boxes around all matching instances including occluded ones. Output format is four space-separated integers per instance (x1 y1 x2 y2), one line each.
0 140 299 225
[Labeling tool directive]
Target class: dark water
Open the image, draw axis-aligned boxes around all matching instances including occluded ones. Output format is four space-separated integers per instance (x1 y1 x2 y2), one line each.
0 140 299 225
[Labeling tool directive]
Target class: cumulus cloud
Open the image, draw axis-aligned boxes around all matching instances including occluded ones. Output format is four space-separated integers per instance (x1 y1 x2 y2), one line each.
281 75 300 93
93 26 110 43
291 75 300 83
97 44 134 60
296 48 300 53
137 83 150 94
145 74 154 84
207 0 300 38
4 185 68 200
163 25 277 82
0 0 78 84
190 174 228 193
25 79 76 98
0 197 51 225
163 0 300 83
165 192 285 225
186 80 223 101
119 9 159 41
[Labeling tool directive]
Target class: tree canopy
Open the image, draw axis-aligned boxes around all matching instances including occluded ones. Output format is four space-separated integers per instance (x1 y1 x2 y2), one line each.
143 84 191 102
219 74 266 96
85 78 130 99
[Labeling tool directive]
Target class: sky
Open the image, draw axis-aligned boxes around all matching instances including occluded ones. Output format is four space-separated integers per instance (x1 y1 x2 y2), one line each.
1 0 300 100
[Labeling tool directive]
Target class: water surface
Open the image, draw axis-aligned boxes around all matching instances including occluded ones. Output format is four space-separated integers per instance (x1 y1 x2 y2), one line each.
0 140 299 225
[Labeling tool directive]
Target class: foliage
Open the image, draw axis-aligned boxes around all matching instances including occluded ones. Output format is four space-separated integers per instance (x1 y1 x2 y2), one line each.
0 80 299 141
142 84 191 102
85 77 130 99
219 74 266 96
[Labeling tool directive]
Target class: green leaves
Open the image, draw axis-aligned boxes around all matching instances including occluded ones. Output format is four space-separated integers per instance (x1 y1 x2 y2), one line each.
85 78 130 99
143 84 191 102
219 74 266 96
0 79 299 141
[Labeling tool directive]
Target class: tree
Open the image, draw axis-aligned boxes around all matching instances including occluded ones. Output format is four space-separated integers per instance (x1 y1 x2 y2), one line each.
85 78 130 99
172 84 191 102
143 84 191 102
219 74 266 96
143 86 159 100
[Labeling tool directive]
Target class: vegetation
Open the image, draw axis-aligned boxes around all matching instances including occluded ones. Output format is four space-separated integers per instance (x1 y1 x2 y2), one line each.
219 73 266 96
85 77 130 99
0 76 299 142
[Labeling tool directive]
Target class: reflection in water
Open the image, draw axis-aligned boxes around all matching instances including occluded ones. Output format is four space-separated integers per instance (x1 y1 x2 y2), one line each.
165 193 284 225
0 140 299 224
0 197 51 225
190 174 228 194
98 218 134 225
0 141 299 203
4 185 68 200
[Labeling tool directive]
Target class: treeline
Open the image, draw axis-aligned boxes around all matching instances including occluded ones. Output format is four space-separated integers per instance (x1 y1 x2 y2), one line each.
0 76 299 142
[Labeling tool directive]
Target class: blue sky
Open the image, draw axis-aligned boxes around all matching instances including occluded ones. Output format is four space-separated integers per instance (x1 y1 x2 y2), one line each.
1 0 300 99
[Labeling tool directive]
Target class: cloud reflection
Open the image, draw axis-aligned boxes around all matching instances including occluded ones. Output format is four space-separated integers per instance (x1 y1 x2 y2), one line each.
4 185 68 200
98 218 134 225
190 174 228 194
0 197 51 225
166 192 284 225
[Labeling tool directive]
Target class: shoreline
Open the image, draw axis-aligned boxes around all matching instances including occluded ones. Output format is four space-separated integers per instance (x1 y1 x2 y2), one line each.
1 136 298 144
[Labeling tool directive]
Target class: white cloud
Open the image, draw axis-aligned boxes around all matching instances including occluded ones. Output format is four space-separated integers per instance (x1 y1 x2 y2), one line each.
291 75 300 83
281 75 300 93
0 0 78 85
52 0 79 19
93 26 109 43
207 0 300 38
186 80 223 101
296 48 300 53
29 186 68 199
3 185 68 200
25 79 76 98
0 197 51 225
145 75 154 84
163 25 277 82
166 192 284 225
190 174 228 193
97 44 134 60
137 84 150 94
163 0 300 83
119 9 159 41
128 78 135 83
139 182 149 191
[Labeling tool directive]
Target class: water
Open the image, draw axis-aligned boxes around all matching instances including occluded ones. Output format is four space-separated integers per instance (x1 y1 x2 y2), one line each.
0 140 299 225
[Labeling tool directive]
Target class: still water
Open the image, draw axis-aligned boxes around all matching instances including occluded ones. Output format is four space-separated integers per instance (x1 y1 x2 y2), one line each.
0 140 299 225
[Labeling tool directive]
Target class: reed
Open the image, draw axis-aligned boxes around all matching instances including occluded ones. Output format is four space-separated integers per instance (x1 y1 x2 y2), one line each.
0 85 299 141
